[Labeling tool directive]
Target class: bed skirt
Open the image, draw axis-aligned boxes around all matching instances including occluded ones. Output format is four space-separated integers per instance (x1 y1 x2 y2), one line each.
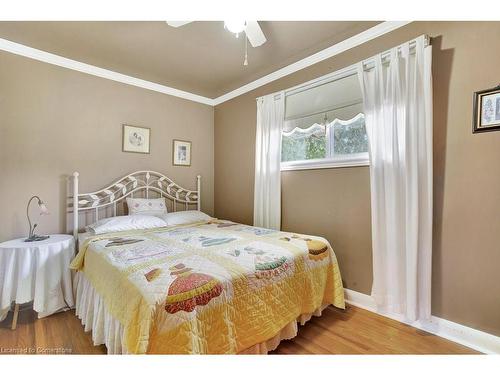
74 272 327 354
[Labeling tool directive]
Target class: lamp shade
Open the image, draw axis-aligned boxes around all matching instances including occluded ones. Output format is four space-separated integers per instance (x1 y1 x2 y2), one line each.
38 201 49 215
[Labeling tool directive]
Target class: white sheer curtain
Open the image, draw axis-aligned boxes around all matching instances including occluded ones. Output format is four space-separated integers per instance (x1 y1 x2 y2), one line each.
254 92 285 230
357 36 433 322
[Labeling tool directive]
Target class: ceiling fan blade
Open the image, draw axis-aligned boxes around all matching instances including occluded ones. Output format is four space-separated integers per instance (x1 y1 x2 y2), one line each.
166 21 193 28
245 21 266 47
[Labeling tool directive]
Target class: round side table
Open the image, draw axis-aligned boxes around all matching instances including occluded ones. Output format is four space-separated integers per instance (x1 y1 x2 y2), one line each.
0 234 75 329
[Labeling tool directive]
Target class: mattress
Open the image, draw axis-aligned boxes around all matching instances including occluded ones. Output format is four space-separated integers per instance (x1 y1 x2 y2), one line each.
71 219 345 354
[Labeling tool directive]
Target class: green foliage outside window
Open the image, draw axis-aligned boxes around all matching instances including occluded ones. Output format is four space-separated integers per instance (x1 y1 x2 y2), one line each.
282 133 326 162
333 116 368 155
281 114 367 162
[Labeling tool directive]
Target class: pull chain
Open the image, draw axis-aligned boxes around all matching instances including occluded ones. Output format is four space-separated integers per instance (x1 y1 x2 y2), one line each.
243 32 248 66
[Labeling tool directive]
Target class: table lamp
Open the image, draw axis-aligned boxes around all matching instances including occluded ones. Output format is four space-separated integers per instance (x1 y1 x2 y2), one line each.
25 195 50 242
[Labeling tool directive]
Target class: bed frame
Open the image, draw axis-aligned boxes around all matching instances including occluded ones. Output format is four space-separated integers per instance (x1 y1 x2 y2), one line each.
69 170 201 241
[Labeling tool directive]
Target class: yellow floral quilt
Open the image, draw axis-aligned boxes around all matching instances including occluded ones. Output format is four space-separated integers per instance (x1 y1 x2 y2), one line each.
70 220 345 354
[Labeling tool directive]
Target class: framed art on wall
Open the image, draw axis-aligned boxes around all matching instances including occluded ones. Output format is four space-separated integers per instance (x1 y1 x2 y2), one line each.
122 124 151 153
173 139 191 166
473 85 500 133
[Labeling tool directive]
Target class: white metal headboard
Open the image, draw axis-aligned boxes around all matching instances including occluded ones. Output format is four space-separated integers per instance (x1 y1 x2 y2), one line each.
69 170 201 240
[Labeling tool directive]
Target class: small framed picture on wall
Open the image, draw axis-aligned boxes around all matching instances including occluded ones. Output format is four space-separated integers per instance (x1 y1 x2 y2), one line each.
473 85 500 133
173 139 192 166
122 124 151 153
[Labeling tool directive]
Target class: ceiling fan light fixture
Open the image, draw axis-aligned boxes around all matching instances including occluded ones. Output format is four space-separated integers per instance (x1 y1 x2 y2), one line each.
224 21 247 36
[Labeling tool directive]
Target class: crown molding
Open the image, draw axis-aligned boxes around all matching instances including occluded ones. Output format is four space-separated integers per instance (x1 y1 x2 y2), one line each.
0 21 411 107
0 37 215 106
212 21 412 105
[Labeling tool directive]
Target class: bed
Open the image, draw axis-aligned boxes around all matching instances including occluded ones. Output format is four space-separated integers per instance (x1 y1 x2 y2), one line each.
68 171 345 354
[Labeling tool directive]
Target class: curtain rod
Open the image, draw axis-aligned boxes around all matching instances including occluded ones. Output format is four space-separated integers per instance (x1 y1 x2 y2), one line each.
256 34 430 102
285 99 363 122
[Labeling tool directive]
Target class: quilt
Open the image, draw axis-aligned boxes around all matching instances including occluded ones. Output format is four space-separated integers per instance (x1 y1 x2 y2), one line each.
70 219 345 354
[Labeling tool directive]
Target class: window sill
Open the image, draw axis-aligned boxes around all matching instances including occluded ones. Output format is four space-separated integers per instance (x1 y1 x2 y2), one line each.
280 154 369 171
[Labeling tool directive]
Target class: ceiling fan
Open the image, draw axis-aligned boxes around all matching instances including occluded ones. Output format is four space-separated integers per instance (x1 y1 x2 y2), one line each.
166 21 267 66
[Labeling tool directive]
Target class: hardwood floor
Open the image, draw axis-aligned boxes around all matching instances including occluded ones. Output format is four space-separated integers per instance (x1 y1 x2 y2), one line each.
0 305 105 354
272 305 477 354
0 304 477 354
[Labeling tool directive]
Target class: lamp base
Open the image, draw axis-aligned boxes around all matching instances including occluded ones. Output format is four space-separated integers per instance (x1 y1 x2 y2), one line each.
24 235 50 242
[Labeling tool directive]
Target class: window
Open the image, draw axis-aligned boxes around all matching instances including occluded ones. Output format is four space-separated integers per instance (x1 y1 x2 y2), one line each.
281 73 369 171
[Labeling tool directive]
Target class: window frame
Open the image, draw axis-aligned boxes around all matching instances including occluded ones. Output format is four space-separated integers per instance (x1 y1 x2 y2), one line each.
280 112 370 171
279 67 370 172
280 152 369 171
280 119 370 171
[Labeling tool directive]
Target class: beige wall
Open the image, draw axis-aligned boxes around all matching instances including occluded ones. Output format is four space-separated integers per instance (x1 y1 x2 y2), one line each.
282 168 373 293
214 22 500 336
0 51 214 241
0 21 498 337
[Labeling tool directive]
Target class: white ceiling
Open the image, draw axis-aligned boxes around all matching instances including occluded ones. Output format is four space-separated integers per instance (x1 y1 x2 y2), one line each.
0 21 380 99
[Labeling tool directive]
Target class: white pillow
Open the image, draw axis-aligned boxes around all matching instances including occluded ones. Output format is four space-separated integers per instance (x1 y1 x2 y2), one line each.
126 198 168 216
159 211 212 226
86 215 166 234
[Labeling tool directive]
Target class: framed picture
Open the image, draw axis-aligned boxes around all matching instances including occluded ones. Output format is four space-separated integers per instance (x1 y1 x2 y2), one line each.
173 139 192 166
122 124 151 154
473 85 500 133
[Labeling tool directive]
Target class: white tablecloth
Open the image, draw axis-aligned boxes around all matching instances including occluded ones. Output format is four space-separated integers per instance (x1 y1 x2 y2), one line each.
0 234 75 321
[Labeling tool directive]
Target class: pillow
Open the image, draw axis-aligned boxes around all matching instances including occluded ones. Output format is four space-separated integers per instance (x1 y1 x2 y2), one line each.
159 211 212 226
86 215 166 235
126 198 167 216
